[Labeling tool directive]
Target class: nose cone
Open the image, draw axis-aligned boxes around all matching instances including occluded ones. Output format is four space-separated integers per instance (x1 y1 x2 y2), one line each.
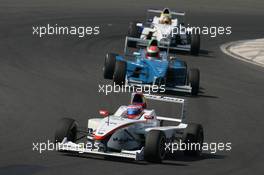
151 60 168 77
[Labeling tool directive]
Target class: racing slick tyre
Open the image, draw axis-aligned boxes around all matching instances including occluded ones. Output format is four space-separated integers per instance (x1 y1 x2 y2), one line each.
166 60 187 86
103 53 117 79
188 68 200 95
183 123 204 156
113 61 127 86
127 21 141 48
190 33 200 56
144 130 166 163
54 118 78 143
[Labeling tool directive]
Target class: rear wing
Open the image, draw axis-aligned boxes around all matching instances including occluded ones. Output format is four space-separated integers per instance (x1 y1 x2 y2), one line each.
124 37 148 55
147 9 185 16
146 9 185 26
124 37 170 55
131 93 187 122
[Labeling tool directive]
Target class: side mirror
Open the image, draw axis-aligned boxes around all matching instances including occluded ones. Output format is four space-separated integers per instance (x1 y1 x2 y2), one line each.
133 52 141 56
136 23 143 27
169 56 176 60
144 115 154 120
147 18 153 23
99 110 109 117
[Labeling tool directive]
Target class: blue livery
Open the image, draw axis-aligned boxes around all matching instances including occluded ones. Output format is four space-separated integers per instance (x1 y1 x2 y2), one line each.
103 37 200 95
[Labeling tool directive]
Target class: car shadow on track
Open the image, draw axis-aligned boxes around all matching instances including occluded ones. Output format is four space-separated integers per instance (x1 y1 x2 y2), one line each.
62 153 187 166
62 153 149 165
167 152 226 162
159 87 219 99
170 49 214 58
0 165 46 175
61 152 225 166
160 153 225 166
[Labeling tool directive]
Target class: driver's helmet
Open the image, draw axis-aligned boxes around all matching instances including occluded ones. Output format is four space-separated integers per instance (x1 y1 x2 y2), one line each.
146 45 160 58
160 15 172 25
132 93 147 109
127 105 143 119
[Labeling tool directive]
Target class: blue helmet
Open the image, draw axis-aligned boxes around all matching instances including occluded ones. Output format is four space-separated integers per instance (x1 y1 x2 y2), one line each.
127 105 143 119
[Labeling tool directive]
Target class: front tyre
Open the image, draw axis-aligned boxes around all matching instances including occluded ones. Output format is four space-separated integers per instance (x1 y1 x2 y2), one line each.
54 118 78 143
113 61 127 86
189 68 200 95
127 21 141 48
190 33 200 56
103 53 117 79
183 123 204 156
144 130 166 163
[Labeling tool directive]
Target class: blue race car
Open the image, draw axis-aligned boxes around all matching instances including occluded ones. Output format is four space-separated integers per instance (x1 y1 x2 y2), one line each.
103 37 200 95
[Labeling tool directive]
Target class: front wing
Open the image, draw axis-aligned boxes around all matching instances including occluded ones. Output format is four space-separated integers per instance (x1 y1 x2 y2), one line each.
58 138 145 161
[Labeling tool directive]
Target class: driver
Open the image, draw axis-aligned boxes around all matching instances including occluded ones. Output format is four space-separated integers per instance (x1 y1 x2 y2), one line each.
146 45 160 59
159 14 172 25
126 105 143 119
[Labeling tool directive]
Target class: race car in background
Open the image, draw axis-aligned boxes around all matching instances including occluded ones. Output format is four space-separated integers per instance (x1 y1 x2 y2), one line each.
103 37 200 95
55 93 204 162
127 8 200 55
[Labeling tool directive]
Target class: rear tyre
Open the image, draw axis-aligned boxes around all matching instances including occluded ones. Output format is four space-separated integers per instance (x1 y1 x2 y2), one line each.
127 21 141 48
144 130 166 163
55 118 78 143
188 68 200 95
190 33 200 56
113 61 127 86
103 53 117 79
183 123 204 156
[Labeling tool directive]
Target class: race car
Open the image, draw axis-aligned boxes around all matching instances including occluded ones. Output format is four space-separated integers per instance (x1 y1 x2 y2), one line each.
103 37 200 95
127 8 200 55
55 93 204 162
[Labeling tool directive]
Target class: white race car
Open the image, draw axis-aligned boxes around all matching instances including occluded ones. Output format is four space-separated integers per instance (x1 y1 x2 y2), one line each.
55 93 204 162
127 8 200 55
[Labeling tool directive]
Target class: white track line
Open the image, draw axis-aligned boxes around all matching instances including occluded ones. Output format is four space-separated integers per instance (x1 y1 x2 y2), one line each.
220 39 264 68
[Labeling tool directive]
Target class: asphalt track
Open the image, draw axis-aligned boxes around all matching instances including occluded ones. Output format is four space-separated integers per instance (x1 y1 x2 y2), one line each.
0 0 264 175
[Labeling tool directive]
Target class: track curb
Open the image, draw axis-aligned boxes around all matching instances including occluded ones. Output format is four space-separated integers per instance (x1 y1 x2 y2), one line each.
220 39 264 68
